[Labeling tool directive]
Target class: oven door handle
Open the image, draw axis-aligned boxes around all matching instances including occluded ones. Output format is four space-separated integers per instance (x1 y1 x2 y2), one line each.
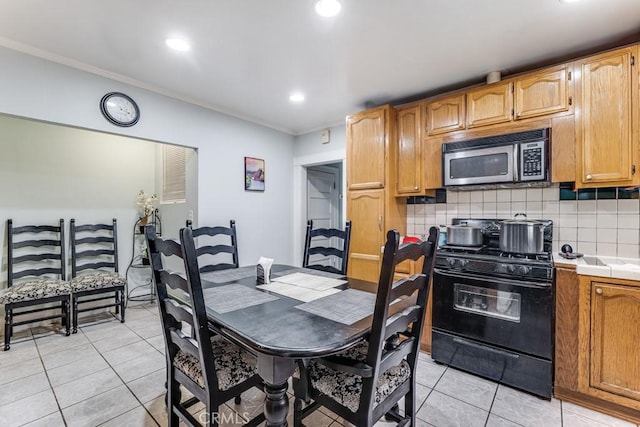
434 268 552 289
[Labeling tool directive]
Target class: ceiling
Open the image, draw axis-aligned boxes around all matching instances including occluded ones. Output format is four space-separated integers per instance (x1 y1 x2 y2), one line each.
1 0 640 135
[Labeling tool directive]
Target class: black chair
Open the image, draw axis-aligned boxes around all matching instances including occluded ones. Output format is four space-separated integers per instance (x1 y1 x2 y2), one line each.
69 219 126 333
185 219 239 273
146 226 264 427
2 219 71 350
302 219 352 275
294 226 439 426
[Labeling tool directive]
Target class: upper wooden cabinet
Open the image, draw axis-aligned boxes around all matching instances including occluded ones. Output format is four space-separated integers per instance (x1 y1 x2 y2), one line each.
425 94 465 136
346 106 392 190
515 65 572 119
466 81 513 128
395 104 422 195
575 46 638 188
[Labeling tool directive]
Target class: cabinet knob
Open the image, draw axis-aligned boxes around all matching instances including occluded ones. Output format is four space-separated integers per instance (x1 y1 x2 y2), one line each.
414 186 418 190
595 287 603 295
586 174 593 180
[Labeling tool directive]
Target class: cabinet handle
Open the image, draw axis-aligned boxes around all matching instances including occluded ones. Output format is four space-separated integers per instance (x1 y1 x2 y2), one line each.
595 287 603 295
586 174 592 180
378 216 382 231
568 96 572 106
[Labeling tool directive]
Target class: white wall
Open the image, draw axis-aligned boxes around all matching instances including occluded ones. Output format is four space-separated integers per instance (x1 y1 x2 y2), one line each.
0 46 295 268
0 115 156 285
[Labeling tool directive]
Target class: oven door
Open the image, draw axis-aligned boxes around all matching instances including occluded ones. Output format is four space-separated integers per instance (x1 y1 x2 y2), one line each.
443 144 516 186
432 269 553 359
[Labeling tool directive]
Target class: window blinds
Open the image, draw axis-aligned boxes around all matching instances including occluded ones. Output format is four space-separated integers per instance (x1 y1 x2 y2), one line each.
162 144 186 203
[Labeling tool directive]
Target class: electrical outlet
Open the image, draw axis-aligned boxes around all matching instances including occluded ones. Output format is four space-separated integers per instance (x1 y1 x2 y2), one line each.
320 129 330 144
188 210 194 221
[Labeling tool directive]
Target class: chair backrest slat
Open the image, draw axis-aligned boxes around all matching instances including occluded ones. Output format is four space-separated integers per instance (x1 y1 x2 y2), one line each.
70 219 119 277
146 225 221 392
359 226 439 414
7 219 65 287
303 219 352 276
186 219 240 272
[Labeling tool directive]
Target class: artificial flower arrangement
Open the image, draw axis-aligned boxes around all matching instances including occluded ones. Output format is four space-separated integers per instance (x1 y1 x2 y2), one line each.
136 190 158 224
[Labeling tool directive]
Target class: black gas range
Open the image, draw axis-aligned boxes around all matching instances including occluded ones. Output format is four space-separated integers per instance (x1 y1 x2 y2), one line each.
431 218 555 399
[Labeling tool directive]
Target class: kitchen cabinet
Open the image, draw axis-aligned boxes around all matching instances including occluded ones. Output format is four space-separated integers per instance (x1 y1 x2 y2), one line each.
425 93 465 136
575 46 639 188
346 107 388 190
514 64 572 119
395 103 423 195
466 81 513 128
423 135 444 190
555 269 640 424
346 105 406 282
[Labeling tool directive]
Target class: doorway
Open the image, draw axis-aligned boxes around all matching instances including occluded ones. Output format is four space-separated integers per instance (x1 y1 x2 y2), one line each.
306 164 342 269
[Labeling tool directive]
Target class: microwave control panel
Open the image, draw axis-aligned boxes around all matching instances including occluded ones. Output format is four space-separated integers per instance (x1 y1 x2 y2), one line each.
519 141 546 181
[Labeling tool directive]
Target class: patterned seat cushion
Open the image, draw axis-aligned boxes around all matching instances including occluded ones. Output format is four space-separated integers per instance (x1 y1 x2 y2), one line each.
70 271 126 292
0 279 71 304
174 335 258 391
308 341 411 413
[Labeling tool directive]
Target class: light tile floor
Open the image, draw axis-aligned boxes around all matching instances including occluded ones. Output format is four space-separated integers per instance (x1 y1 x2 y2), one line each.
0 302 638 427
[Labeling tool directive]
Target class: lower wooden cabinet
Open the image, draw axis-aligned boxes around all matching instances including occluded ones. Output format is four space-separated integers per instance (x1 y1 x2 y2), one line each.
555 268 640 423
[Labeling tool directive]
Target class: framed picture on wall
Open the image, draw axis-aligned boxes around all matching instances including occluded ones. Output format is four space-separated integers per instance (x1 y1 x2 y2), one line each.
245 157 265 191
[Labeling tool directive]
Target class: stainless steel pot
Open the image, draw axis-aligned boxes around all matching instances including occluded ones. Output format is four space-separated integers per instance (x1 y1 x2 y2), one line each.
447 223 483 246
500 213 544 254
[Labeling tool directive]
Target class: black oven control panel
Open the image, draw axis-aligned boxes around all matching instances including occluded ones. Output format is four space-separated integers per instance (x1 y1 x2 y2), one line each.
519 140 546 181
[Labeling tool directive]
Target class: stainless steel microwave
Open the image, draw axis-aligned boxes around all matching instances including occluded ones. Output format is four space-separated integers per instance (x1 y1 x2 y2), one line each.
442 128 550 187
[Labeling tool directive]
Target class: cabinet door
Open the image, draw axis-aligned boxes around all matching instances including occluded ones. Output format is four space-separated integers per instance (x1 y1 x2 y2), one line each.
396 105 422 195
426 94 465 135
590 282 640 400
555 267 579 391
424 136 444 189
515 65 571 119
466 81 513 128
346 189 385 282
576 47 637 186
347 106 389 190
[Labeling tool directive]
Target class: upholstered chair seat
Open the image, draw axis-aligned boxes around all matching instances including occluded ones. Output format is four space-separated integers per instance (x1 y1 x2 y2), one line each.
69 271 127 292
0 279 70 304
307 341 411 413
174 335 258 391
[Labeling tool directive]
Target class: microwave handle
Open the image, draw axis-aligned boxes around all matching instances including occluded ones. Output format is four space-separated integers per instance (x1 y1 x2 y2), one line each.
513 144 519 181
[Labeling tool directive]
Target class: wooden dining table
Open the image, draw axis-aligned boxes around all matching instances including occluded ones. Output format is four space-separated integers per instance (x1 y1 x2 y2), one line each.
195 264 414 427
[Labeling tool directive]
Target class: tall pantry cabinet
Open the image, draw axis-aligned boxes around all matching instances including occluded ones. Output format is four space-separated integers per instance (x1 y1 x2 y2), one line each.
346 105 407 283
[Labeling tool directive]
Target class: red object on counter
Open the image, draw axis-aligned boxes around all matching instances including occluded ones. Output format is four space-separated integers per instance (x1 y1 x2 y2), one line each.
402 236 420 244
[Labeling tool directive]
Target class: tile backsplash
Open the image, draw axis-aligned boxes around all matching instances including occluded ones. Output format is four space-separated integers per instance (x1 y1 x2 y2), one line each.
406 184 640 257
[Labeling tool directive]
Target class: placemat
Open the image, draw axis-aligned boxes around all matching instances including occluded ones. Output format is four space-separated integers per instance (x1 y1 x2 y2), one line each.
295 288 376 325
200 266 256 284
203 284 279 313
274 267 345 279
273 272 347 291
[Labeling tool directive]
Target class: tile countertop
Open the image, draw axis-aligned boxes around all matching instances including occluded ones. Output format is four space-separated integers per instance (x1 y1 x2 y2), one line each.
553 253 640 281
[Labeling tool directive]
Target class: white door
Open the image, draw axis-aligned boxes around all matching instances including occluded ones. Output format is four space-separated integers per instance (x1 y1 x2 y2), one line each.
306 166 341 268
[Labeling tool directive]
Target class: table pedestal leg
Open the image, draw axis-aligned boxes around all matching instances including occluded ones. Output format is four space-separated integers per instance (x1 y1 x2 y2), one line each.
264 381 289 427
257 354 294 427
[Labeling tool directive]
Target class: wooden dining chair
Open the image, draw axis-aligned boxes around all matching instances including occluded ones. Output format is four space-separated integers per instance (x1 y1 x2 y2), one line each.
302 219 352 275
185 219 239 272
294 226 439 427
69 218 126 332
2 219 71 350
146 226 264 427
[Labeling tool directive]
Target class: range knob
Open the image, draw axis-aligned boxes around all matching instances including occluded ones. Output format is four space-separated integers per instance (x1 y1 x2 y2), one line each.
507 264 516 274
447 258 458 267
459 259 469 268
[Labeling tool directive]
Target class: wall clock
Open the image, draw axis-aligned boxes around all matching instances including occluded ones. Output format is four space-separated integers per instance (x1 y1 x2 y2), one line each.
100 92 140 127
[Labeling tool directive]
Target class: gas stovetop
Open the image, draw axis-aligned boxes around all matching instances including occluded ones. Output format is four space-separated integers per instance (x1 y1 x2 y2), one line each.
436 218 554 282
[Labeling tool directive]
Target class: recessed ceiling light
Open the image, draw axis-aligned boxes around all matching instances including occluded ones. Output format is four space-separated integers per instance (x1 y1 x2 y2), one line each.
559 0 581 3
165 37 191 52
315 0 341 17
289 93 305 103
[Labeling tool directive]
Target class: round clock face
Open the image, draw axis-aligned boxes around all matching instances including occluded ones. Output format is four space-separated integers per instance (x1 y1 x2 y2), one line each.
100 92 140 127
